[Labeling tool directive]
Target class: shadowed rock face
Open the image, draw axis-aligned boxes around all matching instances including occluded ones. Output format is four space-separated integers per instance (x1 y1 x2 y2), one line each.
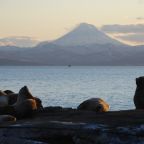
134 76 144 109
77 98 109 112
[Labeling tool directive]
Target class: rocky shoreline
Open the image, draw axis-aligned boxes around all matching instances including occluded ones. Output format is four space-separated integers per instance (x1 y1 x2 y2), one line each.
1 76 144 143
0 107 144 144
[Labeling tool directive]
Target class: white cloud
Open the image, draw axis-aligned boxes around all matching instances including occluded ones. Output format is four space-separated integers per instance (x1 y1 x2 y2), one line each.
101 24 144 45
136 17 144 20
116 33 144 44
101 24 144 34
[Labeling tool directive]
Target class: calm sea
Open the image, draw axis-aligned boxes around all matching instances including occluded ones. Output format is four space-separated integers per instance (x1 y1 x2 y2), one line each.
0 66 143 111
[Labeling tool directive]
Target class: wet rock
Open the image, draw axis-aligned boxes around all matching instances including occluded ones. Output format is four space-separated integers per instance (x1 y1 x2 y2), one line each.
0 136 47 144
1 121 144 144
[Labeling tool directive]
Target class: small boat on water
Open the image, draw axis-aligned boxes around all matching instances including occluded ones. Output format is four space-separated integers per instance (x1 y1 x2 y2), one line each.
68 65 71 67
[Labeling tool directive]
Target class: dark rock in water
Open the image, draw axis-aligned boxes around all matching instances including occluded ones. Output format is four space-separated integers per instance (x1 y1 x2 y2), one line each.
4 90 15 95
0 90 7 96
77 98 109 112
134 76 144 109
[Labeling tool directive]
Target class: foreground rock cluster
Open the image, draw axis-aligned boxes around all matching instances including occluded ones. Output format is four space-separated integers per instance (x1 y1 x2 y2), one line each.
1 108 144 144
0 76 144 143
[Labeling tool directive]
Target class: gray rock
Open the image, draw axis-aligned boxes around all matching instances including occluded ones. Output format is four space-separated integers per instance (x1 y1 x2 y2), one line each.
0 121 144 144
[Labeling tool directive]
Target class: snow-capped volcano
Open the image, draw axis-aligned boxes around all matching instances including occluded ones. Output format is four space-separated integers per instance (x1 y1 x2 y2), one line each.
53 23 124 46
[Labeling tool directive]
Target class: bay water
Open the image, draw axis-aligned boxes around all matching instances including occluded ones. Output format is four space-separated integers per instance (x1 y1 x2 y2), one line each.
0 66 143 110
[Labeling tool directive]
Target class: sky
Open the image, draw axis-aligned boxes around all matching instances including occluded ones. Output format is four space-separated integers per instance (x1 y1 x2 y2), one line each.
0 0 144 45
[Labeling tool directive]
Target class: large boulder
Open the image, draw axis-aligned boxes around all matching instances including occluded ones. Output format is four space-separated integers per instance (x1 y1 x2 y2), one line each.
77 98 110 112
134 76 144 109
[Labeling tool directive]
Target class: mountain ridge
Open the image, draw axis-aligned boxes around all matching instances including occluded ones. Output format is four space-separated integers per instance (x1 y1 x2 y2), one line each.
52 23 125 46
0 23 144 65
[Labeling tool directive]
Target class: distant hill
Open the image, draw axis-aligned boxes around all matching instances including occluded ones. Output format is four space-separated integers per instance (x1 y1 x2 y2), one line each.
1 43 144 66
1 23 144 66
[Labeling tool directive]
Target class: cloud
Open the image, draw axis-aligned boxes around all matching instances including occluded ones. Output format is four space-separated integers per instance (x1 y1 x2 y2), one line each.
0 36 39 47
101 24 144 45
115 33 144 44
136 17 144 20
101 24 144 34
